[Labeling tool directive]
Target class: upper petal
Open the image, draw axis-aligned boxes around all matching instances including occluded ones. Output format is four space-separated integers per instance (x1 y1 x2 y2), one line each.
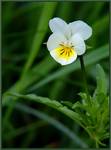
49 17 70 38
47 32 67 51
70 33 86 55
69 20 92 40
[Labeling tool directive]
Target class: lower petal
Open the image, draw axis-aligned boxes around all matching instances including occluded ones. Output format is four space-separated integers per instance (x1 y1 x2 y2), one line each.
50 47 77 65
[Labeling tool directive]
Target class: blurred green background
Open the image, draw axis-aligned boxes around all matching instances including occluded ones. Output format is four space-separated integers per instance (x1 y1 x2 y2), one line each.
2 1 109 148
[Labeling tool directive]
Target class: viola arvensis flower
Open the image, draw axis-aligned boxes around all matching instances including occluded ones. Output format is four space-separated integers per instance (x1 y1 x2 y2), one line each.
47 17 92 65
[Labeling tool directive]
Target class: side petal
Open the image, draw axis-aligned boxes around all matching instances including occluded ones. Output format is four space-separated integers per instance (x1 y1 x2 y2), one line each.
69 20 92 40
50 48 77 65
49 17 68 35
47 32 67 51
70 33 86 55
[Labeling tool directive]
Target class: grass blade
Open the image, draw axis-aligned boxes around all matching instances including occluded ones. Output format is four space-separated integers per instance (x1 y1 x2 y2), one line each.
11 101 88 148
21 2 57 76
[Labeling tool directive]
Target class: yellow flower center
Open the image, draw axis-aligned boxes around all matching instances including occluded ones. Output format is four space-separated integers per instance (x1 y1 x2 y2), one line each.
55 44 75 60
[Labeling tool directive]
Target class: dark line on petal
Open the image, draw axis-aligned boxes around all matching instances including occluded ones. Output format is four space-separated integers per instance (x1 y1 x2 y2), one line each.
60 48 64 52
65 51 67 56
68 51 70 56
60 51 65 55
60 44 64 46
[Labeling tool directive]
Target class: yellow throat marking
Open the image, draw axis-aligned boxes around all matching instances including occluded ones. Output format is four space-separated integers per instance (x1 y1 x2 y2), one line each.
55 44 75 60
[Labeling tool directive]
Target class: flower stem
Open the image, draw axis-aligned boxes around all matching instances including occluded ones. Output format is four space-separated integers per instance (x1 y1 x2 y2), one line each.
79 56 90 101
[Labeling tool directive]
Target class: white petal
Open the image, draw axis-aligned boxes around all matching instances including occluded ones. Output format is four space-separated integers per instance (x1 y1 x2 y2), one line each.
50 48 77 65
47 32 67 51
49 17 68 34
70 33 86 55
69 20 92 40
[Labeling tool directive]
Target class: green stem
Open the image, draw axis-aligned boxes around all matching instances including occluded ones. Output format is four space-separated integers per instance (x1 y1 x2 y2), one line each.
96 140 99 148
79 56 90 101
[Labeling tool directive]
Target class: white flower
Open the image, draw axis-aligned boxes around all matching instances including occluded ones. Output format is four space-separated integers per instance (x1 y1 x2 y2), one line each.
47 17 92 65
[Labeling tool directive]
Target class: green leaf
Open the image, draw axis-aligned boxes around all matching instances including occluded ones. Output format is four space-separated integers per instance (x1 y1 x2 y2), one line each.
94 64 107 96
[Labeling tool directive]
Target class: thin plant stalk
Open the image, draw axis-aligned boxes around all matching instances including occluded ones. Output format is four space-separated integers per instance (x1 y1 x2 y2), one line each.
79 55 90 102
